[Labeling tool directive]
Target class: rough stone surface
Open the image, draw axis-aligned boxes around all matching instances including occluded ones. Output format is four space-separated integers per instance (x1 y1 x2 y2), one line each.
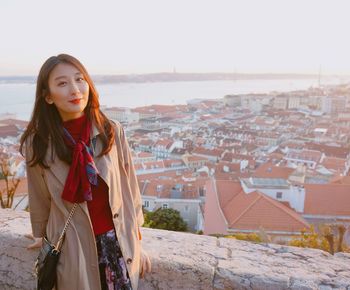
1 208 350 290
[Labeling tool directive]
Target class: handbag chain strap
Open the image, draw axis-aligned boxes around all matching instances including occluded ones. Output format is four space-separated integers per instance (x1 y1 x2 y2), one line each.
54 203 78 252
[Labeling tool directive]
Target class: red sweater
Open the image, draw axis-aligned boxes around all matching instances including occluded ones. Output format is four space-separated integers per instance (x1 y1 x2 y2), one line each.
63 115 114 236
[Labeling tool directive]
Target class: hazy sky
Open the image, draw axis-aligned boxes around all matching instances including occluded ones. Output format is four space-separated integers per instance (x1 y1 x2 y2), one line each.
1 0 350 75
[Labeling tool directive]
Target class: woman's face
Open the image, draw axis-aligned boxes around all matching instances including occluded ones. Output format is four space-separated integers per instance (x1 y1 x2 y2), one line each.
46 63 89 121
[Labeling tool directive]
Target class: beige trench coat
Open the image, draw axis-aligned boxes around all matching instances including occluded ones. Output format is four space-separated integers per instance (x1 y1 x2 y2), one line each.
25 121 144 290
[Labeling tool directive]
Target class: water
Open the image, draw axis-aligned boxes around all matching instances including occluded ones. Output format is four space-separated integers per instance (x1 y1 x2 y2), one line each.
0 77 347 121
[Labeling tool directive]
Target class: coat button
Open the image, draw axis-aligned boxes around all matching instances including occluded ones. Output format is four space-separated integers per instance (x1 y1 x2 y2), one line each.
126 258 132 264
113 213 119 218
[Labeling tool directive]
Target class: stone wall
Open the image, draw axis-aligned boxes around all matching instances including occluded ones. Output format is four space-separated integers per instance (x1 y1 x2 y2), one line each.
1 208 350 290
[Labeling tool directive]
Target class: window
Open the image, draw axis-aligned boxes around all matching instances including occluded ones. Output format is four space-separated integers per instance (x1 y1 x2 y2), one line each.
162 203 169 209
199 187 205 197
276 192 283 199
144 200 150 208
185 205 189 211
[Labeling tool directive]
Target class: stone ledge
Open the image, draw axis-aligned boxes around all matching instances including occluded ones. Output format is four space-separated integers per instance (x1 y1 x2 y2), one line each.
1 208 350 290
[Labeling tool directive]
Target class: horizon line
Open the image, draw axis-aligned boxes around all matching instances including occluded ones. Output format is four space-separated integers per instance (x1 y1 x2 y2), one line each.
1 71 349 78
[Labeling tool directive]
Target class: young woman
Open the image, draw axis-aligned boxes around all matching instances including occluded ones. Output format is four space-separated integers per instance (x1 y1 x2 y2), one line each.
20 54 151 290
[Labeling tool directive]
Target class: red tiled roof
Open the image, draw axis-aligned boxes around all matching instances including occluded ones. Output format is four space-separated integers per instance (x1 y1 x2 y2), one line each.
192 147 225 158
185 155 208 162
155 139 173 148
321 157 347 172
138 139 154 146
163 159 185 168
215 180 310 232
137 170 184 181
0 124 20 138
267 152 285 160
304 184 350 216
216 180 242 207
0 119 28 127
286 150 322 162
137 152 154 158
165 112 188 119
305 142 350 159
331 176 350 185
214 171 250 181
280 142 304 150
253 163 294 179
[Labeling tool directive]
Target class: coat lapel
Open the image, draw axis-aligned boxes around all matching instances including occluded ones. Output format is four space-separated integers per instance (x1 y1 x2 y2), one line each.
45 141 70 186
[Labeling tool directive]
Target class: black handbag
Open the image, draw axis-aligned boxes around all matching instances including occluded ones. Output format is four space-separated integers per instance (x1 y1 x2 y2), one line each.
35 203 77 290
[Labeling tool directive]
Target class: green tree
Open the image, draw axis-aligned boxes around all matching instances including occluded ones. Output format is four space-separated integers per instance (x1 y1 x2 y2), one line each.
144 208 187 232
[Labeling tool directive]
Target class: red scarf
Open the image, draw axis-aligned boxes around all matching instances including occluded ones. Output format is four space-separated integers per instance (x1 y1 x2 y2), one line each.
61 114 98 203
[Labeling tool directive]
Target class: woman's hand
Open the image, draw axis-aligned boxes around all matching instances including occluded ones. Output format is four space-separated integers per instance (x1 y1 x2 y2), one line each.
25 233 43 249
139 248 151 278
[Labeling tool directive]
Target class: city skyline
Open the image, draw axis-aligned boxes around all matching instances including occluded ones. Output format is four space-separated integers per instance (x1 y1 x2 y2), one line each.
1 0 350 76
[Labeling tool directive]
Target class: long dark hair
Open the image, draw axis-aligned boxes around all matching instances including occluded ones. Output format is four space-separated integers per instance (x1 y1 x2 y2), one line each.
20 54 115 168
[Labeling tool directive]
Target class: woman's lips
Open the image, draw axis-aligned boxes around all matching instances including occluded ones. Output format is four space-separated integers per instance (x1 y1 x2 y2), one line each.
69 98 82 104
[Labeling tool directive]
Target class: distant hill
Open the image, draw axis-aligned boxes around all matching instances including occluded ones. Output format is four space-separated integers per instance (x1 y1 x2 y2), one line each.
92 73 320 84
0 76 36 84
0 72 320 84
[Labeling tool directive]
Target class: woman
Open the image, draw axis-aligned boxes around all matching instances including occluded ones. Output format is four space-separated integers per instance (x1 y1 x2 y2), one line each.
20 54 151 290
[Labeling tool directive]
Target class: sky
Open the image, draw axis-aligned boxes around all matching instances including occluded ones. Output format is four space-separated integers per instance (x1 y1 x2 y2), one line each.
1 0 350 76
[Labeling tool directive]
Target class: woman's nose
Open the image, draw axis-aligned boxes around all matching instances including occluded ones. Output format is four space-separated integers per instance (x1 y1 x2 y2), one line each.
70 82 80 95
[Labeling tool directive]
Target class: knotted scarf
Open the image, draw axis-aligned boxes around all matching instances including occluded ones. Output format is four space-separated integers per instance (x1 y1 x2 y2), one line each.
61 114 99 203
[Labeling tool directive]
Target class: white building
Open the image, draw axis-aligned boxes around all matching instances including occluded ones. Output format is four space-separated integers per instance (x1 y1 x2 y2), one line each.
273 96 288 109
240 177 306 213
103 107 140 124
321 96 347 115
288 96 301 109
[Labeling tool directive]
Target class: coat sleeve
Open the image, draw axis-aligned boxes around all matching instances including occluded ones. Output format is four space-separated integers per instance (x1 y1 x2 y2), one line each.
25 137 51 238
117 124 145 228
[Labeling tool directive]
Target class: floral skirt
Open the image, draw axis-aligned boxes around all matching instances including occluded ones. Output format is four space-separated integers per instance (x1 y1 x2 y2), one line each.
95 229 133 290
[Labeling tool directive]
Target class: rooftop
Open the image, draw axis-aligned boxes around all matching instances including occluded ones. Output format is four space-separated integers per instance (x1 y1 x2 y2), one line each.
215 180 309 233
304 183 350 216
241 177 290 189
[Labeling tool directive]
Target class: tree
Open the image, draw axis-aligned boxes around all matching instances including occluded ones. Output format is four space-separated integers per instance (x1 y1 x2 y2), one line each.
289 224 349 254
0 154 21 209
143 207 188 232
226 232 263 243
221 227 269 243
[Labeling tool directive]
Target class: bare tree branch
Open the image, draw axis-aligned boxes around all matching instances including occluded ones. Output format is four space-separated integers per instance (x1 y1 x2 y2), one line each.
0 155 21 209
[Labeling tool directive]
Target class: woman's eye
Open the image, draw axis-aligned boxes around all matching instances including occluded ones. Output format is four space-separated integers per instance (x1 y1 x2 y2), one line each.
58 82 67 86
77 77 84 82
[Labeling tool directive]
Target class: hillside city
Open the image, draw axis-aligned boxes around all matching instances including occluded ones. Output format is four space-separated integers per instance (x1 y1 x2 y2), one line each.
1 83 350 246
